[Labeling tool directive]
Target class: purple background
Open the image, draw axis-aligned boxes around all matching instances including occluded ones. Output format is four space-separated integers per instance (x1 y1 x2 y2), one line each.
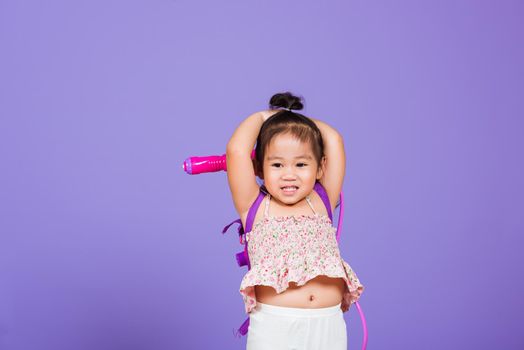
1 0 523 349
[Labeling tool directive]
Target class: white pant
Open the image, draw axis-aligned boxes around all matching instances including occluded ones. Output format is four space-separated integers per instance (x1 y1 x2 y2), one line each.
246 302 347 350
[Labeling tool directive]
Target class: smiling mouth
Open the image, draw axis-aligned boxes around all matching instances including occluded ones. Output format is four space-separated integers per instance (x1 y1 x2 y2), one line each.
281 186 299 194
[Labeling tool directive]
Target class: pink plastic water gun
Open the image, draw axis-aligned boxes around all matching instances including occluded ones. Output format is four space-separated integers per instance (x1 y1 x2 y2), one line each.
183 151 368 349
183 150 256 175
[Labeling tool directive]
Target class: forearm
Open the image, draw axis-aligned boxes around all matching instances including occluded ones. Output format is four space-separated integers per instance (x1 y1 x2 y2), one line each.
226 111 264 155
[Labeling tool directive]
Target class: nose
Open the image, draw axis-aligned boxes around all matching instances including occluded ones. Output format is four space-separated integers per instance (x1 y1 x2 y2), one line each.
282 166 296 180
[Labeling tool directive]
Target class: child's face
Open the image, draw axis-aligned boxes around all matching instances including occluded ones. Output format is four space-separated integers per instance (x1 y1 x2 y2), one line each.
261 132 323 206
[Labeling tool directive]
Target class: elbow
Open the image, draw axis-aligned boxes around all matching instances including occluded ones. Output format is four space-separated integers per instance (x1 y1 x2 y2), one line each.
226 140 252 156
336 133 345 146
326 132 344 146
226 143 245 159
332 131 343 142
226 141 239 156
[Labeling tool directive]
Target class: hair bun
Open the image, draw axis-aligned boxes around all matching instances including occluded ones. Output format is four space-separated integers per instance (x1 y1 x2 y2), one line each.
269 92 304 111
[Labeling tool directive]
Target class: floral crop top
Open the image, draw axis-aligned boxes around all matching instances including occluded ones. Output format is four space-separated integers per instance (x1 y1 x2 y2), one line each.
239 192 364 314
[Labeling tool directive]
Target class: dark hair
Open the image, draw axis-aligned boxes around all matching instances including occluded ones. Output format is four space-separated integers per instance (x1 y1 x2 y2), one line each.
255 92 324 176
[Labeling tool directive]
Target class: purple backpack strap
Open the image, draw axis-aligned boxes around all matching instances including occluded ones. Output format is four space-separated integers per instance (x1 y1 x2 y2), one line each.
245 189 267 233
235 188 267 338
236 189 266 269
314 181 333 222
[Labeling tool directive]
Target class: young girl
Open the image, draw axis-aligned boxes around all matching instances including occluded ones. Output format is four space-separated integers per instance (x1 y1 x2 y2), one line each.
226 92 364 350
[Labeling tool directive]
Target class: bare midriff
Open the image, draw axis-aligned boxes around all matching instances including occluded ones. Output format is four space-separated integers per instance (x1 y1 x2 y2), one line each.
254 275 346 308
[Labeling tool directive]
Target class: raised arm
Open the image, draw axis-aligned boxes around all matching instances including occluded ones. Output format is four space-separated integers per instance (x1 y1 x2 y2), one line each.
310 118 346 213
226 111 268 218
